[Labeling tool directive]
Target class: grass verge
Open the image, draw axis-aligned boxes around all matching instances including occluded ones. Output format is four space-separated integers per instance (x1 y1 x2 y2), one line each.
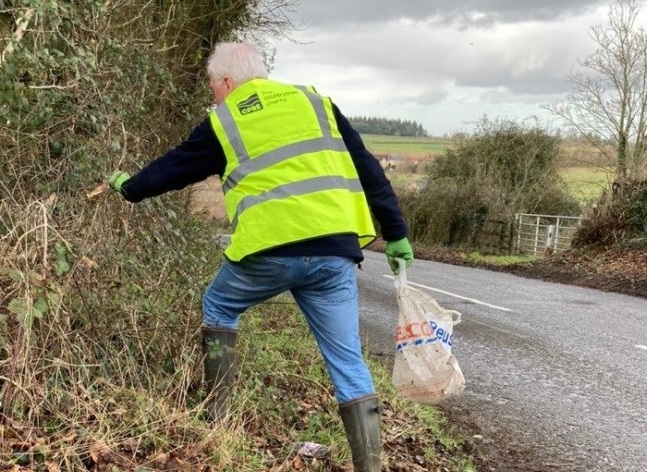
0 293 477 471
465 252 538 266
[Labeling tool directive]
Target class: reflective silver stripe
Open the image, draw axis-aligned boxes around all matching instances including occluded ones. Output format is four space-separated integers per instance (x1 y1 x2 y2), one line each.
215 104 250 164
294 85 333 137
222 136 347 193
231 176 363 230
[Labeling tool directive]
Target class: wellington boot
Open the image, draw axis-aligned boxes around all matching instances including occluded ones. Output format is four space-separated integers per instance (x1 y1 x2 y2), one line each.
202 327 237 422
339 394 382 471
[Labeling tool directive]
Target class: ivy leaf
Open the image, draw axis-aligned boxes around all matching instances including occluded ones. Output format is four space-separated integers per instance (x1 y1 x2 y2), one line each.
47 290 62 307
8 298 33 329
34 297 48 317
55 242 66 258
8 298 29 317
55 258 70 276
54 242 71 275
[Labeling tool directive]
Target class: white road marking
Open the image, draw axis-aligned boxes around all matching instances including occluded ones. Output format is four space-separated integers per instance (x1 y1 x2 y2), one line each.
465 318 529 338
384 275 512 312
635 345 647 351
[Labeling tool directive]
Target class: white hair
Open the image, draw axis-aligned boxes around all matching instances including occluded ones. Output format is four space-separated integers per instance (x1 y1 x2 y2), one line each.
207 42 268 85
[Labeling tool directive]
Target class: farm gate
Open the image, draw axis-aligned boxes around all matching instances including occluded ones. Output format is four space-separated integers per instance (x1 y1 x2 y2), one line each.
514 213 584 256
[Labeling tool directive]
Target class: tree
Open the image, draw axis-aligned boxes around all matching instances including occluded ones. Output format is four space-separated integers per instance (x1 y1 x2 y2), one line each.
346 116 429 136
401 116 580 247
546 0 647 178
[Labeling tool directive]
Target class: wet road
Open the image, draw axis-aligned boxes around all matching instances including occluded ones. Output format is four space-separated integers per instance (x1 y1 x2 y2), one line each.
357 250 647 472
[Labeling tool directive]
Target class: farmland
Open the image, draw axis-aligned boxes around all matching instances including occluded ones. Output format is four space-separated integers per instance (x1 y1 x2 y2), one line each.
362 134 613 204
362 134 449 156
560 166 613 203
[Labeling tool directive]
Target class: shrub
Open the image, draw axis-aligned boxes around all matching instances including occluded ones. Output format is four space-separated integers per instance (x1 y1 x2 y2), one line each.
573 179 647 247
0 1 292 468
404 116 581 248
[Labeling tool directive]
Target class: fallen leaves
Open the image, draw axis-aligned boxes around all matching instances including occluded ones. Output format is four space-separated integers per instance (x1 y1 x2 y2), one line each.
87 183 107 199
509 246 647 298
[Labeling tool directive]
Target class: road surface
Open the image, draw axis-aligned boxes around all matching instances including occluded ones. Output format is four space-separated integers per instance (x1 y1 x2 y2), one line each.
357 250 647 472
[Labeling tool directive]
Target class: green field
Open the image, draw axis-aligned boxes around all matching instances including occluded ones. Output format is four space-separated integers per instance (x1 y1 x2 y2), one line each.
560 166 613 203
361 134 614 204
362 134 449 155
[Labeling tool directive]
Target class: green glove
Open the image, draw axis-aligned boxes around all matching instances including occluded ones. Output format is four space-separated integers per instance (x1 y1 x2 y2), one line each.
385 237 413 274
108 171 130 192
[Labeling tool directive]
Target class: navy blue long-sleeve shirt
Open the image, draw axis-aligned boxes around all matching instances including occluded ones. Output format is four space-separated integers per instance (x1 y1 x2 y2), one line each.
121 104 408 261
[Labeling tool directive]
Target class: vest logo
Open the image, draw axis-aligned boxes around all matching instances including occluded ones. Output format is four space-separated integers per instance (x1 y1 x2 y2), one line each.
237 93 263 115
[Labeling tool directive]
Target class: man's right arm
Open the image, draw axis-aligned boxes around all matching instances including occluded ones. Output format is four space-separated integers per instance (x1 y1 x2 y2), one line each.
120 118 226 203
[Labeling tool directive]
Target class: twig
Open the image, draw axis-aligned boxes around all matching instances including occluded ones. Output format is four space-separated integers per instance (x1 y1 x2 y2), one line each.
41 202 48 271
0 8 35 66
284 372 331 394
28 83 78 90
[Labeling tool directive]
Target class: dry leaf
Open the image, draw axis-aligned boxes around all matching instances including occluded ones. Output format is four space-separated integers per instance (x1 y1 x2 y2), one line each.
44 193 58 209
290 455 305 470
45 460 62 472
90 441 109 463
87 183 108 198
80 256 98 269
150 452 169 468
120 438 138 452
61 431 77 443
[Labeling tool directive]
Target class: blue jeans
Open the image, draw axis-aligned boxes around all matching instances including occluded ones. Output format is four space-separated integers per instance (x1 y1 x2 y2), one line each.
202 255 375 404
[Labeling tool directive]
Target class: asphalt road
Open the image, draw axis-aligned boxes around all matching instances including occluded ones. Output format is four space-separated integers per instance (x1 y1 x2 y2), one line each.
356 250 647 472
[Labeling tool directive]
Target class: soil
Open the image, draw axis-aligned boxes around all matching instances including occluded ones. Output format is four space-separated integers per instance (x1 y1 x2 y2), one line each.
404 244 647 472
411 245 647 300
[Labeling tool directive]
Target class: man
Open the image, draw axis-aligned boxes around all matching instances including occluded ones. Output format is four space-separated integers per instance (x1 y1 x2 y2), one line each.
109 42 413 472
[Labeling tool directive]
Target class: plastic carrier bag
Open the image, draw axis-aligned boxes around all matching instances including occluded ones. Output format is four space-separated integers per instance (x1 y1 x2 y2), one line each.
391 259 465 404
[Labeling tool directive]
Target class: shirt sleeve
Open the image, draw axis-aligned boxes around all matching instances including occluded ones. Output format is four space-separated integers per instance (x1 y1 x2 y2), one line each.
120 118 226 203
332 103 409 241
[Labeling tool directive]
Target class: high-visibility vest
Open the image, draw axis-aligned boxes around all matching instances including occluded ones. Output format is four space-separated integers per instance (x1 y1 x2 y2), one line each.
208 79 376 261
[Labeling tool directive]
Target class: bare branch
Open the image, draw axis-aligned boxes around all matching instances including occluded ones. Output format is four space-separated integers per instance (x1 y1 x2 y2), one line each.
545 0 647 178
0 8 34 66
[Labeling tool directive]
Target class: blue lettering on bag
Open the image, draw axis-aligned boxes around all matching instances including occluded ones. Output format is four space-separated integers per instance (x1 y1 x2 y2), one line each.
395 318 453 352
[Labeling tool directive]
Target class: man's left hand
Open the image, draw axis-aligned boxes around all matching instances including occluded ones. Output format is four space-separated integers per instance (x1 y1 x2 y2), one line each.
385 237 414 274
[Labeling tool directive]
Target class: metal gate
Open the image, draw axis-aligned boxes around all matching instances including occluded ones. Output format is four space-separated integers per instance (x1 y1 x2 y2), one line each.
514 213 584 256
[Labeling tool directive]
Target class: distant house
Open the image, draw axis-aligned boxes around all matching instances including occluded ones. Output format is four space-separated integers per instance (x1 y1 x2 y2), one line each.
376 154 405 171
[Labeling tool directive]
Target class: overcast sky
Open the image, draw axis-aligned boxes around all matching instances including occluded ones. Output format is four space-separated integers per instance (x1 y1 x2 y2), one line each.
268 0 642 136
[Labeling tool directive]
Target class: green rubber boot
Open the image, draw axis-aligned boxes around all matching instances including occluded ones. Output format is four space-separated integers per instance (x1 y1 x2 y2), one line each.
202 327 237 422
339 394 382 471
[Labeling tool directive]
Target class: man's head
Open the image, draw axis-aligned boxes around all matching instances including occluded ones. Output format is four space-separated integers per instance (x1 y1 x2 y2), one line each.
207 42 269 105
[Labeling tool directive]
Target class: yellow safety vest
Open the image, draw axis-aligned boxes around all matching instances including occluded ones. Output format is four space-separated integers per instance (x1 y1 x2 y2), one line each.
208 79 376 261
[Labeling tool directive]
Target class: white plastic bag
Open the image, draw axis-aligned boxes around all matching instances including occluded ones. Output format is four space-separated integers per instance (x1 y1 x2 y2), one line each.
391 259 465 404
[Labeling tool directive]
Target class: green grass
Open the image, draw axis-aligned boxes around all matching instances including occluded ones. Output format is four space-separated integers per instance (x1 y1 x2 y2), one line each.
362 134 449 155
467 252 538 266
560 166 613 204
235 295 477 471
385 171 427 189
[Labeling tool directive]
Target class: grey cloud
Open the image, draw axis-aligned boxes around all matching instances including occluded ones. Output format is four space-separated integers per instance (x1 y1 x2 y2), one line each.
271 0 607 134
400 87 451 106
293 0 608 26
457 75 572 96
280 21 588 98
479 87 561 106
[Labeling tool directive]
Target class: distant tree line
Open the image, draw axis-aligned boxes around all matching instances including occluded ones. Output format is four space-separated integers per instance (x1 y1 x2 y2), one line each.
348 116 428 137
